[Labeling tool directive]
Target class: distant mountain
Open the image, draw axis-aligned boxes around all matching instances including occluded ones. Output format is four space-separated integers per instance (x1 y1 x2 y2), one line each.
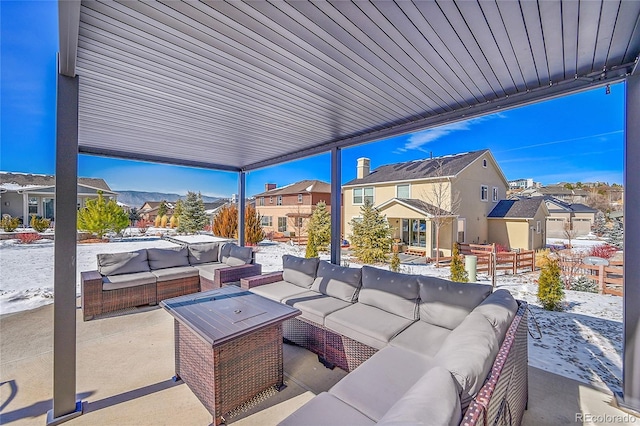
114 190 221 209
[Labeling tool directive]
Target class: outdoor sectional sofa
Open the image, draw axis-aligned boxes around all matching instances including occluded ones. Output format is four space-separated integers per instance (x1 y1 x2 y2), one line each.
81 242 261 321
241 255 528 426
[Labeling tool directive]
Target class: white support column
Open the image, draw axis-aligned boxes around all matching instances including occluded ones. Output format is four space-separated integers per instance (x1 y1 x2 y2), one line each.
22 192 28 226
47 72 83 425
330 147 342 265
618 74 640 413
238 171 246 246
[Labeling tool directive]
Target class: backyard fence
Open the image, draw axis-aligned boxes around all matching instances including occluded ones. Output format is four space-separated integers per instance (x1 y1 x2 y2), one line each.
559 260 623 296
458 243 535 275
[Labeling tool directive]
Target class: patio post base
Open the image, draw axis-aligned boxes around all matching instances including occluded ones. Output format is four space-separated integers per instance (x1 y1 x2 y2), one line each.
613 392 640 418
46 401 83 426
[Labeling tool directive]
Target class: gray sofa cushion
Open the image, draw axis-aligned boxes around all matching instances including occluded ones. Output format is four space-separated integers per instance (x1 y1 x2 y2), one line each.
283 291 352 325
330 346 437 421
97 249 150 276
151 266 199 282
225 245 253 266
377 366 462 426
418 276 492 329
325 303 414 350
389 321 452 357
102 271 156 291
358 266 419 320
248 280 309 302
434 312 500 408
219 243 233 263
188 243 219 265
282 255 320 288
311 261 362 302
147 247 189 270
472 289 518 344
193 263 229 282
278 392 375 426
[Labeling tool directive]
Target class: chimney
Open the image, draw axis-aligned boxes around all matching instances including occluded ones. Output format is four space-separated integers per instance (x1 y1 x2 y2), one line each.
357 158 370 179
265 183 276 191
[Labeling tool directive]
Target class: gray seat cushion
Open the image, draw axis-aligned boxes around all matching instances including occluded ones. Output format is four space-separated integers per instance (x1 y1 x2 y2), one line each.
97 249 150 276
329 346 437 421
278 392 374 426
283 291 352 325
248 280 309 302
219 243 233 263
325 303 414 350
147 247 190 270
472 289 518 344
282 255 320 288
389 321 452 357
377 366 462 426
225 245 253 266
358 266 419 320
102 271 156 291
311 261 362 302
418 276 492 329
434 312 500 408
188 243 219 265
193 263 228 282
151 266 199 281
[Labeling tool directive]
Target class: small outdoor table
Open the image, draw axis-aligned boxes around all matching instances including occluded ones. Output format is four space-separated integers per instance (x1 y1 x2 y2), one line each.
160 286 300 425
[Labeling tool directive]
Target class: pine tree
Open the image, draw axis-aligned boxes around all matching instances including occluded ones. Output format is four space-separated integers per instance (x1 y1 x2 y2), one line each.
128 207 140 227
593 212 607 237
537 255 564 311
180 191 207 233
604 220 624 249
244 204 266 244
158 200 168 219
390 251 401 272
212 204 238 238
306 201 331 256
173 200 184 229
449 243 469 282
78 191 130 238
305 229 319 258
349 200 392 264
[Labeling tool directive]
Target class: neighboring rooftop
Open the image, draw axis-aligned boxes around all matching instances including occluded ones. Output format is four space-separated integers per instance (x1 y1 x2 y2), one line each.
253 180 331 197
0 171 112 192
488 198 545 219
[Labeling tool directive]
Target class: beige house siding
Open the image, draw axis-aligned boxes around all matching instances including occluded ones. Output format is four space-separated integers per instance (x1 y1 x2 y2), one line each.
488 206 547 250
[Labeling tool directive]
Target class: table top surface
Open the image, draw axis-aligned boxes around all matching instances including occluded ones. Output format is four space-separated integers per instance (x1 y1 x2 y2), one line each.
160 286 300 346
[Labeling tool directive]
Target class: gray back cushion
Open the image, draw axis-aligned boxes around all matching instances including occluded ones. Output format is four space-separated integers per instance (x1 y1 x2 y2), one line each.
311 261 362 302
97 249 150 276
434 312 499 408
472 289 518 344
188 243 219 265
147 246 189 270
377 366 461 426
219 243 233 263
225 245 253 266
282 255 319 288
358 266 419 320
418 276 492 330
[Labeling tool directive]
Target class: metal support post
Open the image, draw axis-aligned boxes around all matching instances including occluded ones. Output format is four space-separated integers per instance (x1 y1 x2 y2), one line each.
330 147 342 265
238 171 246 246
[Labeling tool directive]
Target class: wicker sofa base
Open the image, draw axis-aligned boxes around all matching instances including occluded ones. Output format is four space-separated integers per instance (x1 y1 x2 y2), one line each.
283 316 325 358
325 329 379 372
157 276 200 300
98 283 157 319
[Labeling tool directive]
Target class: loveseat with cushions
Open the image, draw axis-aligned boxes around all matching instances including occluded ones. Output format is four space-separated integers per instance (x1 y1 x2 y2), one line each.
81 242 261 321
241 255 528 425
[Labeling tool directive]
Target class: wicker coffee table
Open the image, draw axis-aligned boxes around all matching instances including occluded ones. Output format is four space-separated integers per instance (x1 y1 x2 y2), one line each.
160 286 300 425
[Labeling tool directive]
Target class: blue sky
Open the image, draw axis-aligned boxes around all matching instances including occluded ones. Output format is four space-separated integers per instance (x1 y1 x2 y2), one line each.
1 1 624 200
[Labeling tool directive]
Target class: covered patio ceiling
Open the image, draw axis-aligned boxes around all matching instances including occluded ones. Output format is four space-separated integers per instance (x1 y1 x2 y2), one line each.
59 0 640 172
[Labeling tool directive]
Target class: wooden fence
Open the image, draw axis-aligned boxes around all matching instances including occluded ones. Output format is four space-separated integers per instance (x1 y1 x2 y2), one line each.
457 243 535 275
559 260 623 296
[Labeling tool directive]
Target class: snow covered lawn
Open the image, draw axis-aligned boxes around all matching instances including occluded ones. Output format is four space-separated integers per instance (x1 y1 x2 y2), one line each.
0 238 623 395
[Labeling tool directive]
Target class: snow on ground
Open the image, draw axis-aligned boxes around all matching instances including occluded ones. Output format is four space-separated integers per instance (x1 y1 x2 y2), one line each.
0 237 623 395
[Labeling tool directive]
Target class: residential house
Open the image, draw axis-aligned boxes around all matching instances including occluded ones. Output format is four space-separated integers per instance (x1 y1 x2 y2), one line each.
342 150 509 257
521 185 588 204
487 198 549 250
0 172 116 225
253 180 331 237
541 196 598 238
139 201 174 222
508 178 539 190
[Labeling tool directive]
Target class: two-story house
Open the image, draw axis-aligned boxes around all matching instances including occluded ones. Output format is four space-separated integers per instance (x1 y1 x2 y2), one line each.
254 180 331 237
342 150 509 257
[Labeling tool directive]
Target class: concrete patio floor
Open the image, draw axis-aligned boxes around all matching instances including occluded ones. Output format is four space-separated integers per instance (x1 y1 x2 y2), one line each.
1 301 635 425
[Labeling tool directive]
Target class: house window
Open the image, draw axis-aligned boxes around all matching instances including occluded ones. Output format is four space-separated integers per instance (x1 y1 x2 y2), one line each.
480 185 488 201
353 187 374 205
482 159 487 168
492 187 499 202
396 184 410 199
28 197 38 215
277 195 283 206
259 197 264 206
278 217 287 232
269 196 273 204
295 217 304 227
298 194 303 203
536 221 541 234
261 216 272 227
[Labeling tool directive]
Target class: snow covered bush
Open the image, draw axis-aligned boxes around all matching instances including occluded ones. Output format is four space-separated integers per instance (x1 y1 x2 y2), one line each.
588 244 618 259
570 276 598 293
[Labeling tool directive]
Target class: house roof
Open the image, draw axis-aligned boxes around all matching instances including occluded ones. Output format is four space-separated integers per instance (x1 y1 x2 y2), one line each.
344 150 488 186
0 172 113 192
536 186 574 196
253 180 331 197
569 203 597 213
488 198 545 219
375 197 452 217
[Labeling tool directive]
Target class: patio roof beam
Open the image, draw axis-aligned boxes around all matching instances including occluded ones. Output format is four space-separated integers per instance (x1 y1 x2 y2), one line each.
78 146 242 172
243 71 632 172
58 0 80 77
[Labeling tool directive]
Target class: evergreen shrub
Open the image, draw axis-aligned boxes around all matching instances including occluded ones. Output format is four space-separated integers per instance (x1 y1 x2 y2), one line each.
449 243 468 282
537 255 564 311
1 215 20 232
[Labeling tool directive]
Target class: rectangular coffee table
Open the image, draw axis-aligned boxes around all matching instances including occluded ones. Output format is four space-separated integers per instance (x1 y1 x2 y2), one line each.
160 286 300 425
